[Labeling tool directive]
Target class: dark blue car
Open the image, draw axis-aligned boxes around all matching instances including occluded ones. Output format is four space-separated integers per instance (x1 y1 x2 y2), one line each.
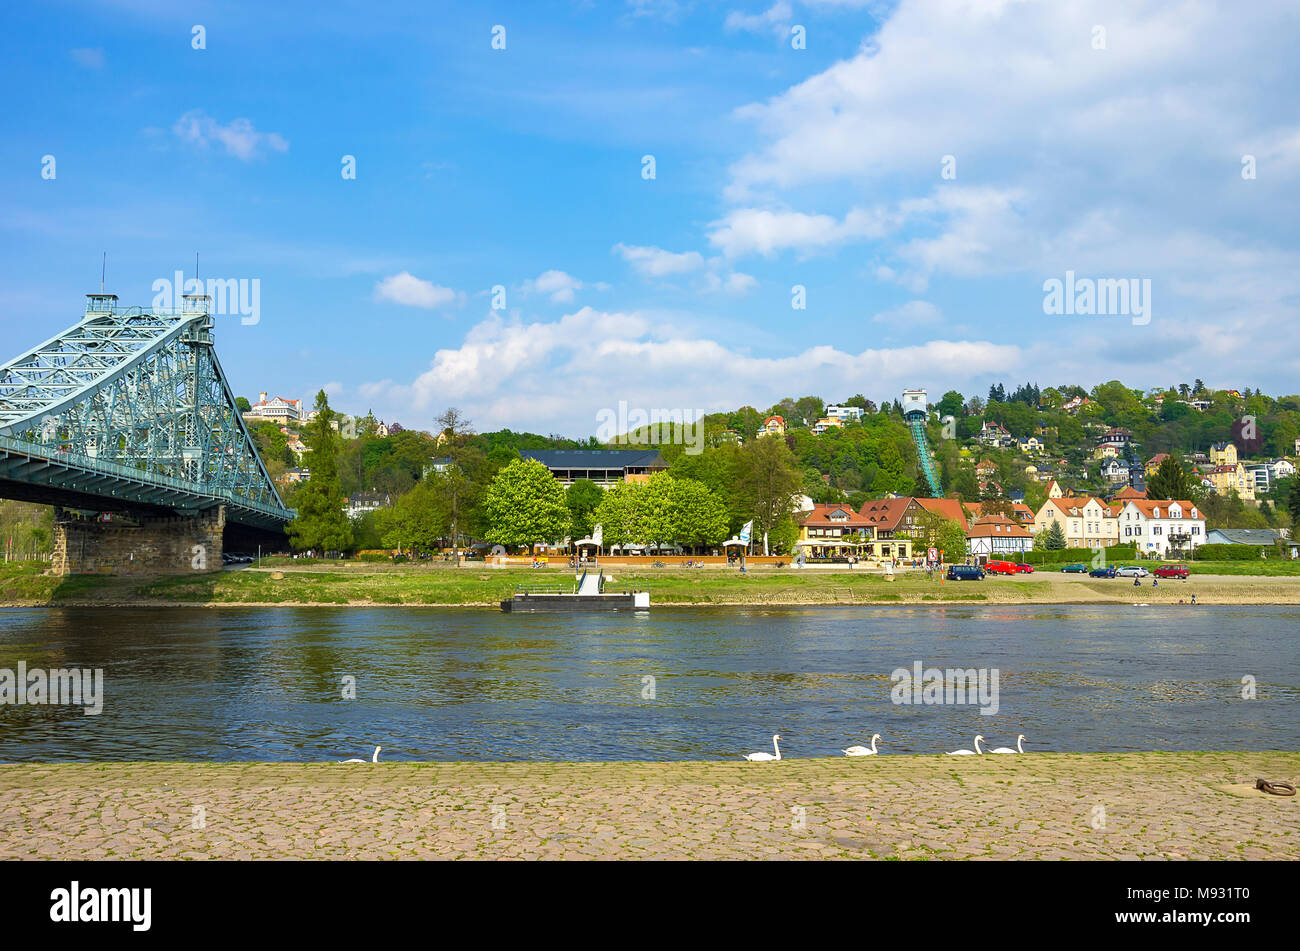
1089 566 1118 578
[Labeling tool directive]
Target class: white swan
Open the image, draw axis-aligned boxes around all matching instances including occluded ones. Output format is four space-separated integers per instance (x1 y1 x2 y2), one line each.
743 734 782 761
991 734 1026 754
843 733 881 756
340 745 381 764
946 734 985 755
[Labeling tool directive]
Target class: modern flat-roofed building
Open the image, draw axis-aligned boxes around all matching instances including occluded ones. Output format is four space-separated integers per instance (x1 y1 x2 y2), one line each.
824 404 864 422
518 449 667 488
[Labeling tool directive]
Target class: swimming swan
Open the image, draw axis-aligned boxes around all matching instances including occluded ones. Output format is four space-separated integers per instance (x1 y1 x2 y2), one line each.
946 735 985 755
843 734 881 756
743 734 782 761
340 745 381 764
991 734 1026 754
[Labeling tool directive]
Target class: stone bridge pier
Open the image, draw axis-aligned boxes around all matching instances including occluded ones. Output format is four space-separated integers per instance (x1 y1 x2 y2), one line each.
51 506 225 576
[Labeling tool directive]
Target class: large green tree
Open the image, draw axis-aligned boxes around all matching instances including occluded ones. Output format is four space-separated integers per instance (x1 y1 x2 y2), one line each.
1146 455 1194 500
734 435 803 553
433 407 479 563
378 480 446 555
936 390 965 421
482 459 570 550
910 510 968 561
669 478 730 550
592 481 641 546
565 478 604 541
286 390 354 554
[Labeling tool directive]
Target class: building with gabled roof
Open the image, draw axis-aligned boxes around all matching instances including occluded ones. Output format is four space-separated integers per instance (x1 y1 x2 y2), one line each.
797 503 913 561
1033 496 1119 548
1119 499 1205 557
966 514 1035 558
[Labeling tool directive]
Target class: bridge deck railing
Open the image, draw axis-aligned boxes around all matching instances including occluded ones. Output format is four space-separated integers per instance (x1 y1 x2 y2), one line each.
0 434 291 522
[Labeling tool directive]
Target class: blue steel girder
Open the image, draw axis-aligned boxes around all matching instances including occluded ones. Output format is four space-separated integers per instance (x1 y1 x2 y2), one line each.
0 297 290 527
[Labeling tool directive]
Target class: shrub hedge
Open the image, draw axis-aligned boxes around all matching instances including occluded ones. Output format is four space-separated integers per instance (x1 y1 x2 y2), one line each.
1022 544 1138 565
1191 543 1274 561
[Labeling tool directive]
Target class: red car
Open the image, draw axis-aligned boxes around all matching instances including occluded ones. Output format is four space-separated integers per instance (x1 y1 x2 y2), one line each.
1153 564 1189 579
984 561 1020 575
1012 563 1035 573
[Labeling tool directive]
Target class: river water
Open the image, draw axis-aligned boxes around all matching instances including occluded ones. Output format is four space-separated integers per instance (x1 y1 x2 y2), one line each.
0 605 1295 761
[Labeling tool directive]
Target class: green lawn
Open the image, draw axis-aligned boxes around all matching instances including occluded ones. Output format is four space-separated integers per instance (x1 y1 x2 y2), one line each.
4 558 1300 606
1186 560 1300 576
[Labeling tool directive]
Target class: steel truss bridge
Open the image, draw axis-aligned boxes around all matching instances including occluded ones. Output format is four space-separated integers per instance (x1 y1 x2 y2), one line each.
0 293 290 533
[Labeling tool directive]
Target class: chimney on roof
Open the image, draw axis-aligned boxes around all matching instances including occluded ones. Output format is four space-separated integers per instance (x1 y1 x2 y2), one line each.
259 391 267 404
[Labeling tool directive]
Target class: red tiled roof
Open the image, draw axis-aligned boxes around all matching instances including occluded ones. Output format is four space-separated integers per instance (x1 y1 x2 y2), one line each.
966 514 1033 538
857 497 913 531
914 497 971 525
1124 499 1200 518
798 504 874 528
1041 496 1104 518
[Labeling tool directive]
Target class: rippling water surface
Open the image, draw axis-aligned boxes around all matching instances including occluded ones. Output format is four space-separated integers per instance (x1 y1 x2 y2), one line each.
0 605 1295 761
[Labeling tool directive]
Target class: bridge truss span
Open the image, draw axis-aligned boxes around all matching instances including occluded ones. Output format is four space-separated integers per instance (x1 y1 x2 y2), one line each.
0 294 290 531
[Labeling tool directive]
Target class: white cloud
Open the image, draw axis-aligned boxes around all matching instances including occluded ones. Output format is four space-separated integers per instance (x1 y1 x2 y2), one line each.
523 269 587 303
613 242 706 276
373 271 458 309
724 2 792 36
708 206 896 258
724 271 758 294
702 270 759 295
725 0 1294 192
707 0 1300 377
361 306 1021 432
172 110 289 160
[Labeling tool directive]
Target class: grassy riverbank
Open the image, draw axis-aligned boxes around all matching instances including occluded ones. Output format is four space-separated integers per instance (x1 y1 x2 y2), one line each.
4 559 1300 606
2 752 1295 859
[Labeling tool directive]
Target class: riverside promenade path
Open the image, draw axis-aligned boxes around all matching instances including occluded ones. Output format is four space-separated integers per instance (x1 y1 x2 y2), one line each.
1 752 1296 860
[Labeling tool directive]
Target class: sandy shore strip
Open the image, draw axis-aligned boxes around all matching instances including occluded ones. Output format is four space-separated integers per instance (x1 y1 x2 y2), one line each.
1 752 1295 859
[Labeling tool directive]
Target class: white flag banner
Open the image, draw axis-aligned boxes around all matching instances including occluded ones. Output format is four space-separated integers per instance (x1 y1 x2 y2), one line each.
592 523 603 548
739 520 753 545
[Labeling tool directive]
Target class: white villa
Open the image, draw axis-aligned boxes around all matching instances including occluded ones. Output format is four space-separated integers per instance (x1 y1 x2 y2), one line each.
243 391 303 424
1119 499 1206 558
824 404 864 422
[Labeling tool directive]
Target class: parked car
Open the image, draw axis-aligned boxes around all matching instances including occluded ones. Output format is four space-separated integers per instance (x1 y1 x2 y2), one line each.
1089 566 1118 578
1060 563 1089 573
984 560 1019 575
947 564 985 581
1116 565 1149 578
1012 563 1035 573
1153 564 1190 579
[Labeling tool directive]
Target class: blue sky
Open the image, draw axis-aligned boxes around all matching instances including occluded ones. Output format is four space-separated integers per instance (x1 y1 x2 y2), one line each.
3 0 1298 436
